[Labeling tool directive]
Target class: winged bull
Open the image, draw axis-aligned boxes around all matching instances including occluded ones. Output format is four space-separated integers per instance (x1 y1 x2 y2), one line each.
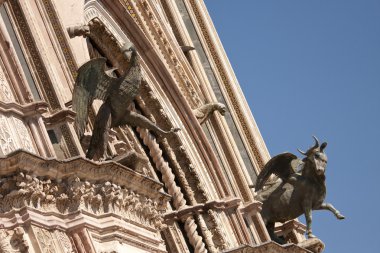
254 136 345 243
72 42 179 160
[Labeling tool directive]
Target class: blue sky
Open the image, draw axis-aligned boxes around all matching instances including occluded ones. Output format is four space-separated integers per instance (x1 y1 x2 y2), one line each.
204 1 380 252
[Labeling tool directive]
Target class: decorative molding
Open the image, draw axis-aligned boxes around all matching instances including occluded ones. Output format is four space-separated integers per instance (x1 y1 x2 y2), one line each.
0 65 15 103
43 109 76 126
7 1 61 110
120 0 203 108
223 241 317 253
0 150 169 203
186 0 266 169
137 78 230 252
0 101 48 119
39 0 78 81
0 172 165 230
0 114 37 155
59 124 80 157
137 127 208 253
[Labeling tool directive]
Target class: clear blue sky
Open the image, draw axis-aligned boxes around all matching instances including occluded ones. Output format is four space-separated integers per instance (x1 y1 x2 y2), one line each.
204 1 380 252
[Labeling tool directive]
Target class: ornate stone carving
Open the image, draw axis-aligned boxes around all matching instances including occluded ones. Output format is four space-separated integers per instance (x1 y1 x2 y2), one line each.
35 227 56 253
0 172 165 230
121 0 202 108
55 230 74 253
0 115 16 155
297 238 325 253
0 66 15 103
11 117 35 153
0 228 28 253
193 102 226 125
66 25 90 38
8 1 61 110
137 127 207 253
187 0 266 169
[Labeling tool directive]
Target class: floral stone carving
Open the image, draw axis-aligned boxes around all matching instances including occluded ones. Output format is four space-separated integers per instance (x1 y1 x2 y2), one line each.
0 172 166 230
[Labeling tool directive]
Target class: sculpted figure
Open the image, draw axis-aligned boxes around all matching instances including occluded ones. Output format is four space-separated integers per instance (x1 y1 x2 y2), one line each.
255 136 345 243
73 42 179 160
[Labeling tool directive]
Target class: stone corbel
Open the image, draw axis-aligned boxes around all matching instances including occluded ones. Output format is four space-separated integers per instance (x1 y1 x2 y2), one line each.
297 238 325 253
164 197 241 225
193 102 226 125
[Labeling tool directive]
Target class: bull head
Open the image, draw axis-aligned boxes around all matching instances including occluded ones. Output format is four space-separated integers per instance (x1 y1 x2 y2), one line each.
298 136 328 176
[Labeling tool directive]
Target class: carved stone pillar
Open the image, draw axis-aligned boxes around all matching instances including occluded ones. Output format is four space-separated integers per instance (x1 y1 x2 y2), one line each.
137 127 208 253
239 201 271 244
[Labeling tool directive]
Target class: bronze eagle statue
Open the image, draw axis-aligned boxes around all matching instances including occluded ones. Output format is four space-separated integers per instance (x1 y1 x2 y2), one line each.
255 136 345 243
72 42 179 160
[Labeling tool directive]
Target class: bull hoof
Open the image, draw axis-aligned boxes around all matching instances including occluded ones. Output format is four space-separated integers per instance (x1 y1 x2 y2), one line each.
336 213 345 220
307 233 316 239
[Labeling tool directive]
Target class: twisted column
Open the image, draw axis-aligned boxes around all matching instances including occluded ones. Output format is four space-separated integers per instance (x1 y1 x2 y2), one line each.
137 127 207 253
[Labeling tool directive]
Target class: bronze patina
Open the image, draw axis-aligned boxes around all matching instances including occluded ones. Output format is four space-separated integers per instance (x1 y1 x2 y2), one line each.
255 136 345 243
72 42 179 160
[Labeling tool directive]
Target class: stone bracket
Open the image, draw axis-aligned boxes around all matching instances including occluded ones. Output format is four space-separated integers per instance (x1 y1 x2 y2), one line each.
164 197 241 224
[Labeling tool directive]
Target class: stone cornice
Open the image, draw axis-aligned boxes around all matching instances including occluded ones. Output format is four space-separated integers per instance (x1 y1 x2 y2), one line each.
0 101 48 118
0 150 169 202
223 241 314 253
42 108 76 126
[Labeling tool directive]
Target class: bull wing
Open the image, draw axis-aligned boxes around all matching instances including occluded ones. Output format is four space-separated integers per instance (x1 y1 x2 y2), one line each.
255 152 298 191
72 58 117 139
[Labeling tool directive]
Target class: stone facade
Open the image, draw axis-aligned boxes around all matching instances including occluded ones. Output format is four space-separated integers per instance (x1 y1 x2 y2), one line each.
0 0 324 252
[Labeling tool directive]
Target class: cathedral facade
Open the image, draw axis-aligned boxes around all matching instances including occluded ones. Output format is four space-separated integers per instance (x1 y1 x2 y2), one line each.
0 0 323 252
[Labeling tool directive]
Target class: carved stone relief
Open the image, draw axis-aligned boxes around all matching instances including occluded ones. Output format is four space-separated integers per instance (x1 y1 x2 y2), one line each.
11 117 35 153
0 115 35 155
0 228 28 253
34 227 56 253
0 115 16 155
55 230 74 253
0 66 15 103
0 172 166 230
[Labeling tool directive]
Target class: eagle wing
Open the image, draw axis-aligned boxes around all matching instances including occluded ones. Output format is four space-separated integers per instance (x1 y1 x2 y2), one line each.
72 58 117 139
255 152 298 191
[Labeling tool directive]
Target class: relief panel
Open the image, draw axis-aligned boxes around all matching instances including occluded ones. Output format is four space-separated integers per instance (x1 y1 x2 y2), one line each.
0 114 35 155
0 64 15 103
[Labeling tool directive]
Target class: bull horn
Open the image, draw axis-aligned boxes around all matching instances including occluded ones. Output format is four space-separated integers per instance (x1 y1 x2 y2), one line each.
320 142 327 152
312 135 320 149
297 148 307 155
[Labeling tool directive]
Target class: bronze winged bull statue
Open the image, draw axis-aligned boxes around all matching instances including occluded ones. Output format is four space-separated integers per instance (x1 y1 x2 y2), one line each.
255 136 345 243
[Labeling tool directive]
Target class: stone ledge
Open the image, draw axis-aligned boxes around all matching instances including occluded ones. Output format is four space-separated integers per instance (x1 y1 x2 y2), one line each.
0 150 169 201
223 241 314 253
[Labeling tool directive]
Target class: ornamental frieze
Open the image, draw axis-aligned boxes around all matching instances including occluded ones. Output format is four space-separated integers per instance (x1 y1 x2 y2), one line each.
0 172 165 230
